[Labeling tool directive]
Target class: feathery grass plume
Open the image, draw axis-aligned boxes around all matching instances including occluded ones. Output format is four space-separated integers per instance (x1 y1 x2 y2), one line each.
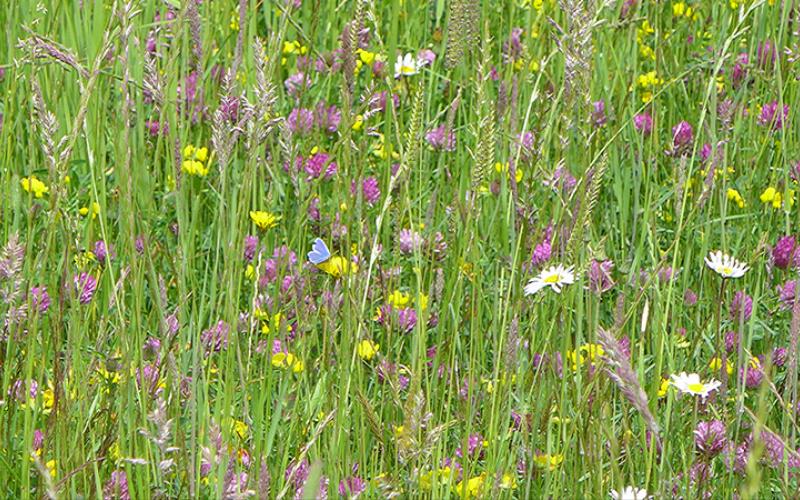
342 2 364 97
470 36 496 198
17 29 90 79
1 233 26 339
674 155 688 220
597 327 661 444
445 0 479 69
565 153 608 261
246 37 281 153
143 50 164 111
30 78 60 174
212 70 249 171
186 0 203 69
550 0 606 147
395 388 454 464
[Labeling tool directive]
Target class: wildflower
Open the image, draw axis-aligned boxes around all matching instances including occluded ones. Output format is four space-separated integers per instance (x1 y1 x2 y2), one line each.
93 240 114 266
287 107 314 136
592 100 608 127
338 476 367 497
398 228 423 254
243 235 258 262
760 187 794 209
271 352 304 373
609 486 649 499
684 289 698 306
79 202 101 219
729 290 754 321
495 161 524 183
726 188 745 208
633 112 653 135
777 280 798 310
284 72 311 97
454 474 485 499
387 290 410 309
709 357 733 376
530 241 552 267
30 286 50 313
772 236 797 269
181 144 210 177
658 377 670 398
73 272 97 304
201 320 230 354
758 101 789 131
361 177 381 205
357 339 379 361
772 347 788 367
704 251 748 279
740 358 764 389
524 264 575 295
249 211 281 231
670 372 721 398
532 453 563 471
588 259 615 294
671 121 694 153
314 102 341 133
394 53 418 78
425 124 456 151
20 175 49 198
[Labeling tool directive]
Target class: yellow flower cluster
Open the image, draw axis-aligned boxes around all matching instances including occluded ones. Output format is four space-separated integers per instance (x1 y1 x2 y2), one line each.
21 175 49 198
181 145 210 177
636 21 656 61
249 210 281 231
357 339 379 360
271 352 304 373
760 186 795 209
727 188 745 208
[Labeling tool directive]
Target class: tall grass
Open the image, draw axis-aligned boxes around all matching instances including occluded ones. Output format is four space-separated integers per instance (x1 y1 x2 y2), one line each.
2 0 800 498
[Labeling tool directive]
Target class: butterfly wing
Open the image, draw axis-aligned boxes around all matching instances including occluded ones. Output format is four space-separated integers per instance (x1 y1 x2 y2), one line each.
307 238 331 265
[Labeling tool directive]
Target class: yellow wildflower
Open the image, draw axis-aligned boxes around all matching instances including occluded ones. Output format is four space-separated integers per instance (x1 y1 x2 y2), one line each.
249 210 281 230
727 188 745 208
357 339 379 361
21 175 49 198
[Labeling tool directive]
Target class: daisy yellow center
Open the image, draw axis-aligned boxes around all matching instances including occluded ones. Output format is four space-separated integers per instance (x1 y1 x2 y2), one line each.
721 266 732 275
687 382 705 393
402 65 415 73
543 274 561 284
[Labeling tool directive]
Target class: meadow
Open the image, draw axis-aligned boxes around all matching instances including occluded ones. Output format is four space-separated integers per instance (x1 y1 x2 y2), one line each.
2 0 800 497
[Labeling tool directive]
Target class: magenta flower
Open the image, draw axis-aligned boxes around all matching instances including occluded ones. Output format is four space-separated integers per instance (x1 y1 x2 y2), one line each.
729 290 753 321
530 241 552 267
284 72 311 97
201 320 230 354
287 107 314 136
361 177 381 205
588 259 615 294
73 272 97 304
592 100 607 127
777 280 798 310
425 124 456 151
314 101 341 133
633 112 653 135
93 240 114 266
338 475 367 498
30 286 50 313
684 288 698 306
398 228 423 254
772 235 797 269
671 121 694 153
758 101 789 131
244 235 258 262
102 470 130 500
695 420 727 457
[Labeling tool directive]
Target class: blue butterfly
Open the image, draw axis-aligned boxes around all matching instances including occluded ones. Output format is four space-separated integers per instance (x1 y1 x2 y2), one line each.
307 238 331 265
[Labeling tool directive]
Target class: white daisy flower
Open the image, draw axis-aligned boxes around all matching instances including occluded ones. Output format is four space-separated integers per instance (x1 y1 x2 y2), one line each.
609 486 649 500
524 264 575 296
704 250 748 279
670 372 721 398
394 53 419 78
